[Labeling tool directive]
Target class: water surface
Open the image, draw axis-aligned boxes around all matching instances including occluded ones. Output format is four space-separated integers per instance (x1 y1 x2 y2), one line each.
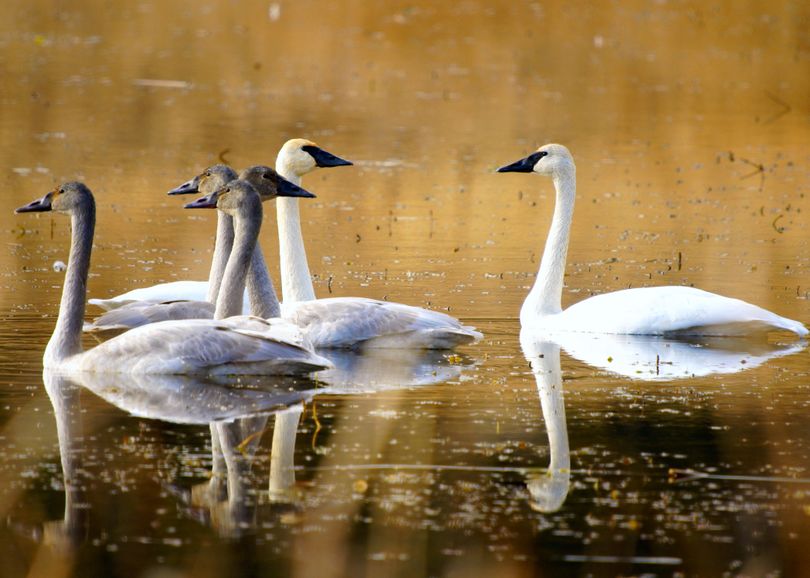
1 1 809 576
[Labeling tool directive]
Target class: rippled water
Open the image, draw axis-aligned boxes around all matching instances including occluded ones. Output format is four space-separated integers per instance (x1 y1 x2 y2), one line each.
1 1 809 576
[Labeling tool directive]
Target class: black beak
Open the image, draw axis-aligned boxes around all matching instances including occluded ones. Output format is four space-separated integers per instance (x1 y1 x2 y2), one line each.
302 145 353 168
497 154 537 173
184 191 219 209
277 177 316 198
168 176 200 195
16 192 54 213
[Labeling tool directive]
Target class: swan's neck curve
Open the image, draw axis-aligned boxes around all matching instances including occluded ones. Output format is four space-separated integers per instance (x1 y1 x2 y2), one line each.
45 203 95 366
214 204 262 320
275 162 316 303
521 169 576 324
207 211 234 303
246 244 281 318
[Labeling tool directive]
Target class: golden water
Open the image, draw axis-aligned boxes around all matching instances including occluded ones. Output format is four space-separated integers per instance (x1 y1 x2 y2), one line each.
0 1 808 576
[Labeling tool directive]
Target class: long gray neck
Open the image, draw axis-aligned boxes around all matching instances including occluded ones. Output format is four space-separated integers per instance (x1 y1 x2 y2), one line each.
246 244 281 318
45 203 95 365
521 169 576 323
275 163 316 303
207 211 234 303
43 371 88 538
214 205 261 320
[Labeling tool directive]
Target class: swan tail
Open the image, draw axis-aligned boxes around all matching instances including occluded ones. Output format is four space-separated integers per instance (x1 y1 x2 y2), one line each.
361 326 482 349
84 301 215 333
88 298 130 311
775 317 808 337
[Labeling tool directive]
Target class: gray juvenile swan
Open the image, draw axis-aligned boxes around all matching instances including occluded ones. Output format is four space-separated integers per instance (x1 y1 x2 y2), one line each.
86 165 242 312
154 155 482 349
16 182 330 375
84 166 314 331
498 143 808 337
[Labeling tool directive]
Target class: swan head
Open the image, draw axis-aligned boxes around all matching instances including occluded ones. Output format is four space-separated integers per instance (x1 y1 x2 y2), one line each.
184 180 262 219
168 164 238 196
239 165 316 201
497 143 575 178
16 182 93 215
278 138 353 177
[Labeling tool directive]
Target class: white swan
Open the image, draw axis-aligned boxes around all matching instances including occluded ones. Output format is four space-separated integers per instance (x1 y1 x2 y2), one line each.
16 181 330 375
273 139 482 348
498 143 808 337
84 166 315 331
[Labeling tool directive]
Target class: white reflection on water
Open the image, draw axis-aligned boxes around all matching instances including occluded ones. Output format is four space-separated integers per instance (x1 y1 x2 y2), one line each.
524 329 806 381
519 328 806 512
33 348 475 539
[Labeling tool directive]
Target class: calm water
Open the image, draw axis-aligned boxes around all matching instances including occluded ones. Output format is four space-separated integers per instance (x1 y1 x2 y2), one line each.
1 1 809 576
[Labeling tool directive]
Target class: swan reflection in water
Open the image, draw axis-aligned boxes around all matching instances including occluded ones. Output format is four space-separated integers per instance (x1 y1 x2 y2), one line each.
30 369 319 542
520 329 805 512
33 348 472 538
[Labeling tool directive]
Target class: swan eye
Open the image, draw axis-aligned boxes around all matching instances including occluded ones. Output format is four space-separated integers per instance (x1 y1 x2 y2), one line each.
262 172 271 180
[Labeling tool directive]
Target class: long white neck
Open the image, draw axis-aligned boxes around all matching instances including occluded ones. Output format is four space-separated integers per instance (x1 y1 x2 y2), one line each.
521 169 576 323
214 205 261 320
246 244 281 318
275 162 316 303
207 211 234 303
534 343 570 474
523 338 571 512
45 204 95 366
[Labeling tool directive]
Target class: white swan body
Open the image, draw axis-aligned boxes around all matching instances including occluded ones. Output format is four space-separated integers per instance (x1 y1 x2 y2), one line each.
498 143 808 337
540 285 808 337
16 182 330 375
275 139 482 348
